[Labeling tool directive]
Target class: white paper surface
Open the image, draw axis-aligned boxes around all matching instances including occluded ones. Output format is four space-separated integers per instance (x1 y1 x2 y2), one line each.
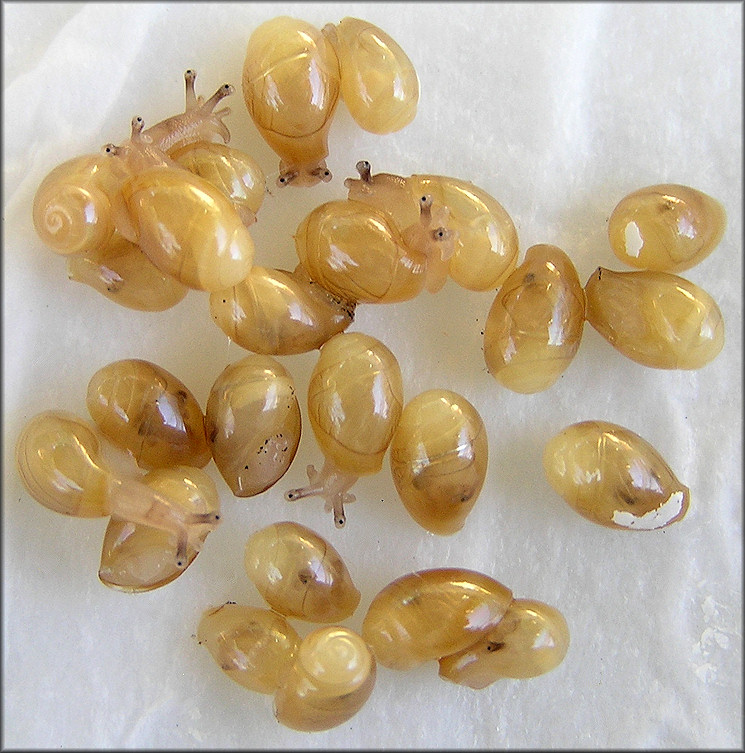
3 2 742 748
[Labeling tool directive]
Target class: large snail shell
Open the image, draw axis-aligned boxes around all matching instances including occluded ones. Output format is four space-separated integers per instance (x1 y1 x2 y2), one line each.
32 154 119 256
209 265 355 355
409 175 520 291
99 465 219 592
438 598 570 687
15 410 112 517
608 184 726 273
483 244 586 393
244 521 361 622
584 267 724 369
67 233 188 311
121 166 254 291
242 16 340 186
543 420 690 530
86 359 210 470
308 332 403 475
361 568 513 670
197 603 300 694
274 625 376 732
205 355 301 497
295 199 427 304
324 17 419 134
390 389 488 535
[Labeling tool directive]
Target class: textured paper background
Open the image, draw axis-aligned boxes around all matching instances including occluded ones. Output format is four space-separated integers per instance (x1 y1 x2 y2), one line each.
3 2 742 748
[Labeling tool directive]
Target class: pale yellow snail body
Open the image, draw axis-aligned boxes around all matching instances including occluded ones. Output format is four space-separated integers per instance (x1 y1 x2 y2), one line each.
205 355 301 497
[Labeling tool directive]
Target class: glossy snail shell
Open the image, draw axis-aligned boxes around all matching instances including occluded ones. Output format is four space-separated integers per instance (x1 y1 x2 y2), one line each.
307 332 404 475
295 199 427 304
390 389 488 535
274 625 376 732
608 184 726 273
121 166 254 291
244 521 361 622
361 568 513 670
323 17 419 134
209 265 355 355
205 355 301 497
584 267 724 369
197 603 300 694
438 598 570 687
86 359 211 470
543 420 691 530
483 243 586 393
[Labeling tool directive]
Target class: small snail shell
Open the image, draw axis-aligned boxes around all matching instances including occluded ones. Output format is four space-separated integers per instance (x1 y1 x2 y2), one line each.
543 420 690 530
209 265 355 355
608 184 726 273
99 465 219 591
15 410 112 517
390 389 488 535
242 16 340 187
323 17 419 134
244 521 361 622
205 355 301 497
295 199 427 304
584 267 724 369
168 141 266 227
197 603 300 694
67 233 188 311
361 568 513 670
274 625 376 732
483 244 586 393
438 598 570 687
120 166 255 291
86 359 211 470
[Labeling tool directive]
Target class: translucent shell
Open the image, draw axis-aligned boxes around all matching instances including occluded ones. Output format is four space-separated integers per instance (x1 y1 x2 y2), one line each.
295 199 427 304
307 332 404 475
608 184 726 273
274 625 376 732
483 244 586 393
15 410 112 517
67 233 188 311
361 568 513 670
390 389 488 535
197 603 301 694
438 598 570 687
204 355 301 497
323 17 419 134
99 465 219 591
543 420 691 530
584 267 724 369
244 521 361 622
121 166 254 291
242 16 340 187
86 359 210 470
209 265 355 355
168 141 266 227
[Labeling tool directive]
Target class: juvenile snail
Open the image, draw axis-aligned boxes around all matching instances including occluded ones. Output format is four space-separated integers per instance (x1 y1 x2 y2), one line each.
543 420 690 530
361 568 513 670
86 359 211 471
483 244 586 393
438 598 570 687
584 267 724 369
205 355 301 497
608 184 726 273
209 265 355 356
389 389 488 535
197 603 301 693
274 625 376 732
285 332 404 527
244 521 361 622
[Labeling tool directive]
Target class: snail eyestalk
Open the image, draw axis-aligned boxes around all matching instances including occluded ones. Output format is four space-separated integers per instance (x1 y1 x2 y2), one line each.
285 460 358 528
